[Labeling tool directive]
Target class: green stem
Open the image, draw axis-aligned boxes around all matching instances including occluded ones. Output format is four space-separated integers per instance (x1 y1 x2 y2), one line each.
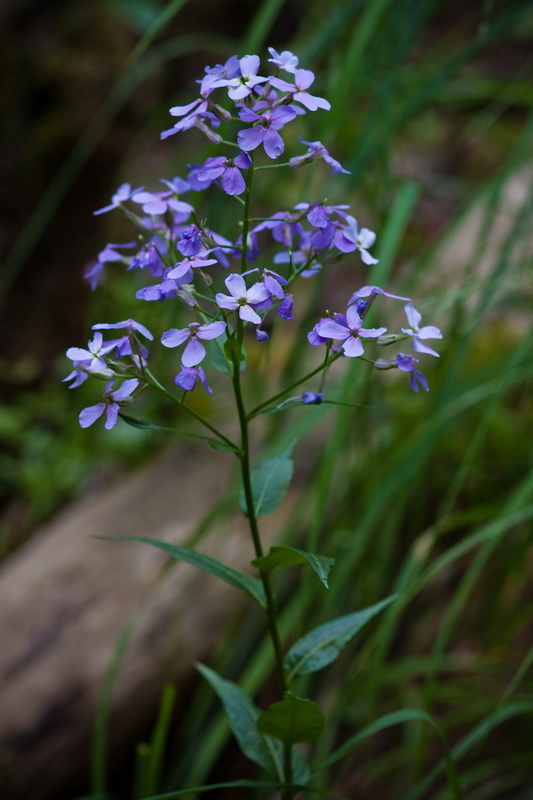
231 350 287 692
248 353 342 418
144 369 238 452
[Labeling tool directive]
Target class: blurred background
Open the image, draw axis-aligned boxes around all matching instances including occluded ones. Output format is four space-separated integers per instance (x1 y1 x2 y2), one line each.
1 0 532 798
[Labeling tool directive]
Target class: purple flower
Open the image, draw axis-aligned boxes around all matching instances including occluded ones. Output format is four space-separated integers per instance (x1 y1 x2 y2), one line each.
178 224 204 256
315 305 387 357
161 107 221 142
215 273 271 324
79 379 139 430
237 105 297 159
93 183 143 215
195 153 252 196
84 242 136 290
199 55 240 95
129 242 165 277
63 362 92 388
301 391 324 405
396 354 429 392
278 293 294 320
252 211 304 248
131 186 193 217
267 47 299 73
402 304 442 357
290 138 350 175
334 216 379 265
92 319 154 341
174 365 212 393
66 332 116 372
210 55 267 100
168 253 217 280
269 69 330 111
161 321 226 367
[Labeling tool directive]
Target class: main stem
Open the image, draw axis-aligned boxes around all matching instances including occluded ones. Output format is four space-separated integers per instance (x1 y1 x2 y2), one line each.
232 364 295 800
234 159 294 800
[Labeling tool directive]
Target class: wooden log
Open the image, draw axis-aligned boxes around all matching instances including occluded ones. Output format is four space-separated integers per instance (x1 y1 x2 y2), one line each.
0 446 268 800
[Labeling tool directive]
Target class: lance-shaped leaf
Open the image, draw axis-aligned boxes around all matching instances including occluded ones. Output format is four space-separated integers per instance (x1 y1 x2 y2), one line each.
240 444 295 518
252 546 335 588
284 595 396 680
117 537 266 609
119 413 238 452
197 665 310 785
257 692 325 745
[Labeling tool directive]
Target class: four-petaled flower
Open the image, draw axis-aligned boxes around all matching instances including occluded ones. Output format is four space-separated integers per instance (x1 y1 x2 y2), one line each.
66 332 116 372
161 321 227 366
316 306 387 357
211 55 267 100
334 216 379 265
402 303 442 357
290 139 350 175
269 69 331 111
267 47 299 73
237 105 297 159
174 366 212 393
79 379 139 429
195 153 252 196
93 183 143 215
215 274 271 324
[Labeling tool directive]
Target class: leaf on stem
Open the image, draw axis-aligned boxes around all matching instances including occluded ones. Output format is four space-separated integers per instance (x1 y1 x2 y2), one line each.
257 691 325 745
197 665 310 785
118 413 238 452
284 595 396 680
240 443 295 518
252 546 335 588
114 537 266 609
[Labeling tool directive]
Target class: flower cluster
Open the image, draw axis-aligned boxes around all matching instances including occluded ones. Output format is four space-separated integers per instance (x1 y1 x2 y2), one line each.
66 47 443 427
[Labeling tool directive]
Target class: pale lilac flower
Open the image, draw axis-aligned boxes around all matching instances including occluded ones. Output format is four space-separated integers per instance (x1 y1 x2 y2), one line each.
211 55 267 100
161 321 226 367
79 379 139 430
66 332 116 372
267 47 299 73
92 319 154 341
168 253 217 280
131 186 193 217
315 306 387 357
195 153 253 196
199 55 240 95
215 273 271 324
63 362 91 388
84 242 136 290
237 105 297 159
334 216 379 265
252 211 304 248
129 242 165 277
290 138 350 175
161 108 221 142
244 268 287 299
93 183 143 215
402 303 442 357
269 70 331 111
175 365 212 393
349 285 411 316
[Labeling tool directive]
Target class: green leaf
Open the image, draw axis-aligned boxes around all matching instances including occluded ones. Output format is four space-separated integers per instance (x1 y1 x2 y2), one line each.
284 595 396 680
116 537 266 609
197 665 310 786
252 546 335 588
257 692 325 745
118 414 238 453
240 444 295 518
